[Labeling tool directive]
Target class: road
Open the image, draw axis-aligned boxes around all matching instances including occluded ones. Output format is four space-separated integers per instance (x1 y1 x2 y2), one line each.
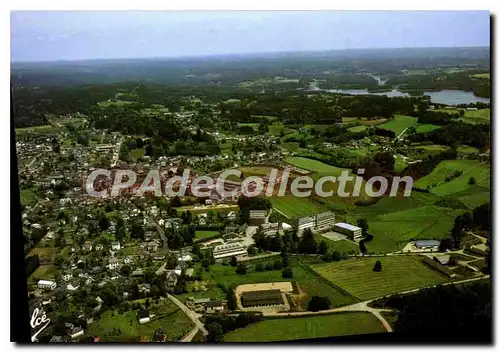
261 275 490 332
396 127 409 141
167 293 208 341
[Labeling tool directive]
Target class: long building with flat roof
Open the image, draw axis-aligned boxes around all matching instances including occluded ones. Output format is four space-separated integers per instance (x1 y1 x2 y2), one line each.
333 222 363 240
240 289 284 307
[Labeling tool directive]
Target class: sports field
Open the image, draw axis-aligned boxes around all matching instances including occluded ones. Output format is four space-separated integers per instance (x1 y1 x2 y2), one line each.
348 125 369 133
270 196 326 218
286 157 348 175
378 115 418 135
460 109 490 124
310 256 450 300
223 312 385 342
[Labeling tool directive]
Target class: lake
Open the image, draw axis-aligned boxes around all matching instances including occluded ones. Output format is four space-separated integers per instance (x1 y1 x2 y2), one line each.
321 88 490 105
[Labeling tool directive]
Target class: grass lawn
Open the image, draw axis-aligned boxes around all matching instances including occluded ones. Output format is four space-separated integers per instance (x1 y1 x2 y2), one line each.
311 256 450 300
223 312 385 342
175 204 239 215
16 124 62 136
20 188 40 206
28 265 58 281
286 156 348 175
460 109 490 124
130 148 145 161
195 230 220 240
416 124 441 133
457 145 479 154
379 115 418 135
394 155 408 173
315 235 360 255
470 73 490 79
348 125 369 133
27 247 58 262
414 160 490 196
86 301 194 342
239 166 275 177
270 196 326 219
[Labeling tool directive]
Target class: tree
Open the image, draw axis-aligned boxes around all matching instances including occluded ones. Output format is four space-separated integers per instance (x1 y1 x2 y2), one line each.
318 241 328 255
236 264 247 275
373 260 382 272
97 213 110 231
247 245 257 256
206 322 224 342
357 218 369 236
230 256 238 267
282 266 293 278
226 287 237 311
120 265 132 276
439 238 454 252
299 228 317 254
171 196 182 207
273 260 283 270
255 263 264 272
468 177 476 185
308 296 331 312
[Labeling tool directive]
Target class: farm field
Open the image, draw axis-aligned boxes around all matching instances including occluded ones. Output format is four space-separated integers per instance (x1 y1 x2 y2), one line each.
239 165 276 177
175 204 239 215
414 160 490 196
223 312 385 342
16 124 62 137
379 115 417 135
28 265 58 282
199 261 357 309
270 196 327 219
86 301 193 342
342 117 388 126
286 156 348 175
470 73 490 79
311 256 450 300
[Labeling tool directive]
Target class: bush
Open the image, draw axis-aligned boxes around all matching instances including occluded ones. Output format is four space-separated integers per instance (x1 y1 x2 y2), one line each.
308 296 331 312
373 260 382 272
282 267 293 278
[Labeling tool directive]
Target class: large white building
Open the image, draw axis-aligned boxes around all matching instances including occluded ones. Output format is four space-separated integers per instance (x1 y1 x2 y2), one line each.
38 280 57 290
333 222 363 240
315 211 335 229
297 216 315 231
213 242 247 260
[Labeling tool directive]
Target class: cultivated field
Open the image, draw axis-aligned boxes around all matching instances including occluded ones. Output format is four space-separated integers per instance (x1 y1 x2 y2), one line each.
311 256 450 300
416 124 441 133
223 312 385 342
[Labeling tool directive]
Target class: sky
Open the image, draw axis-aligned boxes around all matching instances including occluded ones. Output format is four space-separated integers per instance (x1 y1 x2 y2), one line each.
11 11 490 62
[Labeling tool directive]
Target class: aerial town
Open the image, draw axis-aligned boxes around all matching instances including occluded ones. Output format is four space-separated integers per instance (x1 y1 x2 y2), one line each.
13 11 491 344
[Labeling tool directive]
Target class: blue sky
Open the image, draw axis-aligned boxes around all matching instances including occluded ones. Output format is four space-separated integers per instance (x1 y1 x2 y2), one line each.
11 11 490 62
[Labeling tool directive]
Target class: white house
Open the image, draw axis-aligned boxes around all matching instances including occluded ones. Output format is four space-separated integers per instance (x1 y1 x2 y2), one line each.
38 280 57 290
108 258 119 270
111 242 121 251
124 256 133 264
138 309 151 324
62 273 72 282
67 327 84 339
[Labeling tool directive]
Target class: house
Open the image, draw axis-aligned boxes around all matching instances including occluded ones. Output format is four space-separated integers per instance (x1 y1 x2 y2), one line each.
178 254 193 263
185 268 194 278
94 243 104 251
124 256 133 264
333 222 363 240
433 255 451 265
147 241 160 252
67 283 80 291
414 240 440 251
83 241 93 252
138 309 151 324
108 258 119 270
138 284 151 293
240 289 284 307
62 273 72 282
38 280 57 290
165 271 178 289
186 297 225 313
111 242 121 251
67 327 84 339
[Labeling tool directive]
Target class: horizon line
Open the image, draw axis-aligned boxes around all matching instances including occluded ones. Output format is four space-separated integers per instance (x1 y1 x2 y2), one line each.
10 45 490 65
